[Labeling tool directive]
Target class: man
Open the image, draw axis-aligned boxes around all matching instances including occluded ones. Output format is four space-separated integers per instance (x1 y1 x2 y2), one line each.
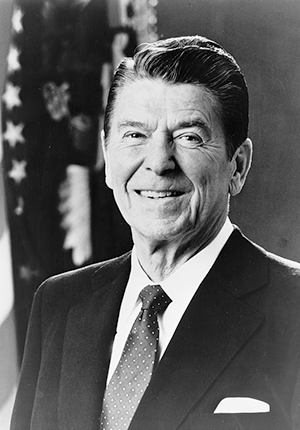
11 36 300 430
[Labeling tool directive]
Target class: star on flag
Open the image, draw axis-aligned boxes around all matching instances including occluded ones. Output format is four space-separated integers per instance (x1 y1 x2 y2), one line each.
8 160 27 184
7 46 21 74
12 8 24 34
3 121 25 148
2 82 22 110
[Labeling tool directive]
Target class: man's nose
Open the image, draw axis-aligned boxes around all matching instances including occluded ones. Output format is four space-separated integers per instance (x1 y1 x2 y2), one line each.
144 135 176 175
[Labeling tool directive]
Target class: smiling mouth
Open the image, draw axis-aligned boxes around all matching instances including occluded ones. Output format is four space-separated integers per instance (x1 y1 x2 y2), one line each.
137 190 184 199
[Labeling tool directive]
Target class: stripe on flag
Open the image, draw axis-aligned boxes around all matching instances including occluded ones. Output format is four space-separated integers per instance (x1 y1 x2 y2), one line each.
0 124 18 430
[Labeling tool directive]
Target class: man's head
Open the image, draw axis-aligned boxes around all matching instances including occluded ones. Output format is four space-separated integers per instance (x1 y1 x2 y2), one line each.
104 35 249 159
102 36 252 253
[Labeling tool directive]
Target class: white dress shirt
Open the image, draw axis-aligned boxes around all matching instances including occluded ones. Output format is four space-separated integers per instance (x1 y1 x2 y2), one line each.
106 218 234 383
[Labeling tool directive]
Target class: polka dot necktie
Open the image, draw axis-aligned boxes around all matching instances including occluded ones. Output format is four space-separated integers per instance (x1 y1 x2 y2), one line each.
100 284 172 430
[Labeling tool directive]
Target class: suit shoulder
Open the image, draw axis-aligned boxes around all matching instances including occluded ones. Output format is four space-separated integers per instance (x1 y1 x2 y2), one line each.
235 228 300 277
265 249 300 286
36 251 131 306
227 229 300 297
242 233 300 292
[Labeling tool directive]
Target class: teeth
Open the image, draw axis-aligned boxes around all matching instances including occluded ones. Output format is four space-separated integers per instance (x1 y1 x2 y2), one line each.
140 190 179 198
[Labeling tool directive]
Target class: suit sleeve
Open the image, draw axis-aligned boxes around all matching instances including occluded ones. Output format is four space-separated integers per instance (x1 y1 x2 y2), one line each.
10 282 45 430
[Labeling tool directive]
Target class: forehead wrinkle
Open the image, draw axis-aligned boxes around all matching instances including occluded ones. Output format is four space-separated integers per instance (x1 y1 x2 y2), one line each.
113 79 222 140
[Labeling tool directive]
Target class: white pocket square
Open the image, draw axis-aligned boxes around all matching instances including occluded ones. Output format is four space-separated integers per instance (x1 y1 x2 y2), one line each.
214 397 270 414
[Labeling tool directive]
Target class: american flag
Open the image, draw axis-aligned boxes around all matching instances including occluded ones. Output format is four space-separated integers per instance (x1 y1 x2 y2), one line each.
0 3 19 428
1 0 109 365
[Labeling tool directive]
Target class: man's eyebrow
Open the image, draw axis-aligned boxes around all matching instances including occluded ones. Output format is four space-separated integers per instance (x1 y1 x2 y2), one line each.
176 120 211 138
116 119 212 137
117 120 147 131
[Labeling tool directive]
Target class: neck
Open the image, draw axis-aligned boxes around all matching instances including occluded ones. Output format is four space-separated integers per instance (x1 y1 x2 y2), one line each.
132 223 224 282
135 242 191 282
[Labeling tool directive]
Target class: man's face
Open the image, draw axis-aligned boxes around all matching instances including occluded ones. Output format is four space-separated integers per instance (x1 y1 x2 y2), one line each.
103 78 237 248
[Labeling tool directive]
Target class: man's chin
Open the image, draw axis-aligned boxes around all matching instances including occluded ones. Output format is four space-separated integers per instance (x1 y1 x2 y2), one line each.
132 221 192 245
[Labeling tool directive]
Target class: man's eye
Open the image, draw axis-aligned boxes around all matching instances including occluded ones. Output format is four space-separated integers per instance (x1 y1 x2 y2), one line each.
175 133 203 145
124 132 144 139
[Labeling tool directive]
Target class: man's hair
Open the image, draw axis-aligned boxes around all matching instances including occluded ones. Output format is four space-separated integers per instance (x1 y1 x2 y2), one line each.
103 35 249 159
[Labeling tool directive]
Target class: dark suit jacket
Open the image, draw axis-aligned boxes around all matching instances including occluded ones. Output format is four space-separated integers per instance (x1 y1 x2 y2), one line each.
10 229 300 430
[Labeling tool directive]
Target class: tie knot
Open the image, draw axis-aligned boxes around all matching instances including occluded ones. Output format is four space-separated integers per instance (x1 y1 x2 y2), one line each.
139 284 172 313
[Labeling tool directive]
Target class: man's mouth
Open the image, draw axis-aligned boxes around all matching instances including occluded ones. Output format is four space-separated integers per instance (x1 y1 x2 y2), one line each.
137 190 183 199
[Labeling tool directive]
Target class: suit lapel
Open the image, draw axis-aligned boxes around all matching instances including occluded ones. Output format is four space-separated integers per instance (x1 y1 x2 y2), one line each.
130 230 267 430
58 253 131 430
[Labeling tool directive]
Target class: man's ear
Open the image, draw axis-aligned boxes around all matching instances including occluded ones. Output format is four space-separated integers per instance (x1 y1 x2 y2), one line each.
101 130 113 190
229 138 253 196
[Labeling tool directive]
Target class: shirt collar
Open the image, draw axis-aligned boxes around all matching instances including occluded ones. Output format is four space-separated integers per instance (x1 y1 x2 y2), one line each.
119 218 233 322
161 217 233 303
